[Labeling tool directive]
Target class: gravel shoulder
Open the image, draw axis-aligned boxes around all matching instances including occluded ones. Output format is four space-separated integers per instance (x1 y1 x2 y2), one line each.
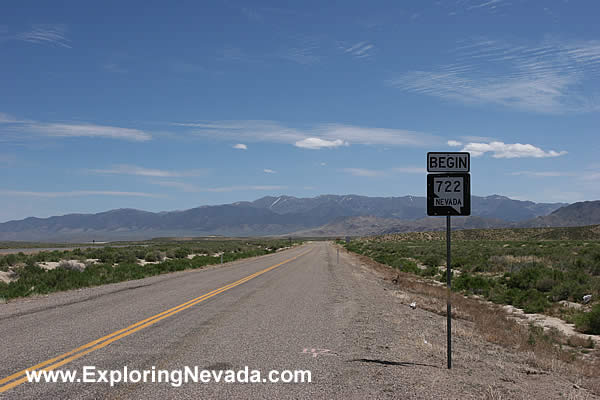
335 244 600 399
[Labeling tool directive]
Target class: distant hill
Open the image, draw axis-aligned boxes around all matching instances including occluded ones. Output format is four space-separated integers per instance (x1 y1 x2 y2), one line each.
518 201 600 228
293 215 511 237
0 194 568 241
248 194 563 222
369 224 600 242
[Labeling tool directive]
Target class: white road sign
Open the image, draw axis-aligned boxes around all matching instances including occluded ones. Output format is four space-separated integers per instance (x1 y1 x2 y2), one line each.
427 152 470 173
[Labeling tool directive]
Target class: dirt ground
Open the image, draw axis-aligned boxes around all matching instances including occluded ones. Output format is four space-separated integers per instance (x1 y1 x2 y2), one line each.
338 244 600 399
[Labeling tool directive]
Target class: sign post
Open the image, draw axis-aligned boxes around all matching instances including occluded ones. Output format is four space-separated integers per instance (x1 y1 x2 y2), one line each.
426 152 471 369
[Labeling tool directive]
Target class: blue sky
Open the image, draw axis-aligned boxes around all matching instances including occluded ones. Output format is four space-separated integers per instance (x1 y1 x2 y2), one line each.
1 0 599 221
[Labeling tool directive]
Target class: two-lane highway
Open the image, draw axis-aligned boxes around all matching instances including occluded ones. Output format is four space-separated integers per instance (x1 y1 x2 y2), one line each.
0 242 381 399
4 241 461 399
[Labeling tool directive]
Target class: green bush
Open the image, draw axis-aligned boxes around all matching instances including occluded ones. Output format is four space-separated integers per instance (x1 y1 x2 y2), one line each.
515 289 549 314
575 304 600 334
453 272 494 296
422 254 442 268
144 251 162 262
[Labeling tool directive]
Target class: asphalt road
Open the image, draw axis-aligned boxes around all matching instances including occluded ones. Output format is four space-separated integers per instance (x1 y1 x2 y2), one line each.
0 242 414 399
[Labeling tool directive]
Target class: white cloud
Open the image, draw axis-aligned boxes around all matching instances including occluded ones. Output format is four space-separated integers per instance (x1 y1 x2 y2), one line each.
233 143 248 150
151 181 200 192
104 63 127 73
15 25 71 48
178 120 440 149
342 166 426 177
511 171 576 177
316 124 436 147
391 167 427 174
281 35 321 65
388 38 600 113
580 172 600 181
342 168 384 177
0 113 22 123
26 122 151 141
461 141 567 158
342 41 374 59
467 0 503 10
447 140 463 147
263 169 276 174
91 165 205 178
206 185 286 193
151 181 286 193
0 154 16 165
0 115 152 142
0 190 163 198
295 138 346 149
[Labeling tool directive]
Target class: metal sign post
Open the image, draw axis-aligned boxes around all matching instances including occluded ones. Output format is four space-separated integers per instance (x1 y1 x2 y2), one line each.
446 215 451 369
426 152 471 370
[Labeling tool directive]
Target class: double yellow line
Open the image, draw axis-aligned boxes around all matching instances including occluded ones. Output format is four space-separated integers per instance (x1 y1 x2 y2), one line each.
0 250 308 393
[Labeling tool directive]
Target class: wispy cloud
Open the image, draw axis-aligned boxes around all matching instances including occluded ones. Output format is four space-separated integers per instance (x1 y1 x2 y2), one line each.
104 63 127 73
0 113 27 123
178 120 440 149
342 166 426 177
90 164 206 177
295 138 346 149
233 143 248 150
15 24 71 48
581 172 600 181
206 185 286 193
0 190 163 198
466 0 504 11
462 141 567 158
511 169 600 181
1 114 151 142
281 35 322 65
26 122 151 141
219 46 254 62
342 41 374 59
342 168 384 177
388 38 600 113
447 140 463 147
282 46 320 65
241 7 263 22
263 169 276 174
151 181 286 193
0 154 16 165
511 171 576 177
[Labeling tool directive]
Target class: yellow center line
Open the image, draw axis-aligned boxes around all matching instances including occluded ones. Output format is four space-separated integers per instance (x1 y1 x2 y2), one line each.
0 249 310 393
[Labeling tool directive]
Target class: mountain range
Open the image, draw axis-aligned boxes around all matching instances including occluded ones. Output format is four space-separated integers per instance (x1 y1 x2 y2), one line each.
0 194 596 242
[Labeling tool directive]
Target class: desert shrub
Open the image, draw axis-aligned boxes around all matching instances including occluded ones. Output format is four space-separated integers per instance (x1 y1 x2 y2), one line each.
144 251 162 262
535 276 555 292
453 272 494 296
422 254 443 268
515 288 549 314
574 304 600 335
117 252 138 264
173 247 190 259
419 265 438 277
4 254 18 266
58 260 85 272
392 259 420 274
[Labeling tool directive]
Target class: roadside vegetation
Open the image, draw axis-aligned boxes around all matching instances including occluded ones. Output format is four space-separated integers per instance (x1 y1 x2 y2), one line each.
342 227 600 335
0 238 301 300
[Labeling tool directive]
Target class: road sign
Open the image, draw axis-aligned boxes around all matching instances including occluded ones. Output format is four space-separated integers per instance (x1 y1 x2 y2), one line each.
427 173 471 216
427 152 470 173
